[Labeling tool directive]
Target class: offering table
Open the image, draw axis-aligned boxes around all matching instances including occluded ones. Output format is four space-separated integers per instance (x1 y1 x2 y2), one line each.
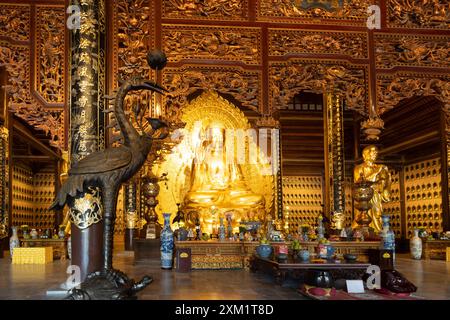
250 255 371 285
174 240 380 270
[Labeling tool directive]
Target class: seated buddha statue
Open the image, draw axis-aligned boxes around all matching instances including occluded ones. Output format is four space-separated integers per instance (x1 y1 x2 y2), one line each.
183 125 265 233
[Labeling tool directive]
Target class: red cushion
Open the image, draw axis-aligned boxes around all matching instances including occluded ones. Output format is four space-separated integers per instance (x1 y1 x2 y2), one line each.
304 285 336 297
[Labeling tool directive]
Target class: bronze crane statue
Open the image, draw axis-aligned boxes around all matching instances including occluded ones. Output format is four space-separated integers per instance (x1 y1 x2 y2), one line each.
51 51 170 299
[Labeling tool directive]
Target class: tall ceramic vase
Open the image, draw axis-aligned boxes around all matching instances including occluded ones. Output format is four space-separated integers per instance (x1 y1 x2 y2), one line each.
410 229 422 260
380 215 395 251
160 213 174 270
9 226 20 258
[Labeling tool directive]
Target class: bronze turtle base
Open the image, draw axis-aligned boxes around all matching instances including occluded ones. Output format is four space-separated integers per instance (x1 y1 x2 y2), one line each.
65 269 152 300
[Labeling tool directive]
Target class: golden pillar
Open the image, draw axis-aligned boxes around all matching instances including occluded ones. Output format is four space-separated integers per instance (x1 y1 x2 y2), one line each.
0 126 9 238
255 116 283 228
0 69 9 240
68 0 106 281
441 111 450 231
324 93 346 231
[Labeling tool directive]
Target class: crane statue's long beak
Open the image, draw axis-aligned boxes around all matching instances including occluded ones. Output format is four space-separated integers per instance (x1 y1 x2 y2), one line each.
131 80 168 95
145 80 169 93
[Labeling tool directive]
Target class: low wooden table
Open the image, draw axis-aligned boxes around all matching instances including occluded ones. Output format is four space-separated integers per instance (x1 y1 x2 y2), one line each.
0 235 7 258
250 255 371 285
422 239 450 260
21 239 67 260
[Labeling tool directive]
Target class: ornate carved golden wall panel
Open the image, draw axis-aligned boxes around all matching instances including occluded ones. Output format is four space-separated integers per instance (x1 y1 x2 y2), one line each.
163 25 261 66
113 0 154 83
162 0 248 21
0 42 30 104
375 34 450 70
269 29 368 59
162 65 262 119
33 171 56 229
35 6 65 104
376 73 450 115
383 168 401 238
269 60 368 115
0 4 30 42
387 0 450 29
257 0 372 25
283 175 323 232
404 159 444 237
112 0 155 144
12 164 34 227
0 3 65 150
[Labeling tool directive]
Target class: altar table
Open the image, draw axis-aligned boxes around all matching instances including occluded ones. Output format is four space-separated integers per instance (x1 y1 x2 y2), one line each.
422 239 450 260
250 255 371 285
175 240 380 270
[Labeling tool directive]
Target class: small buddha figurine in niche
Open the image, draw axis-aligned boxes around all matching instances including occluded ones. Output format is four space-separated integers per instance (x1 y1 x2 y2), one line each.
352 145 392 233
183 125 265 234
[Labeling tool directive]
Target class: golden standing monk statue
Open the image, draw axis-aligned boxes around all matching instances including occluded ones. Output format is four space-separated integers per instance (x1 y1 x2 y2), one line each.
352 145 391 233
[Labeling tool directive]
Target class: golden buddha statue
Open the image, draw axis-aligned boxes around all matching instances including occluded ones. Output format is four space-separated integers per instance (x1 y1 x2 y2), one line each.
352 145 392 233
183 125 265 234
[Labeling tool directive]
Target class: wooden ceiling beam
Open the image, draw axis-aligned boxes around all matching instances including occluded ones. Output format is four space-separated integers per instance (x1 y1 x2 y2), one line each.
379 131 440 155
12 120 61 160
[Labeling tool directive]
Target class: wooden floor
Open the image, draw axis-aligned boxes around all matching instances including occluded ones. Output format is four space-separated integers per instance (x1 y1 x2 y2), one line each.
0 252 448 300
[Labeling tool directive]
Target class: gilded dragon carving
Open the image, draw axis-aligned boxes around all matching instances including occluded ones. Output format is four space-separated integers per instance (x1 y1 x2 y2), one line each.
375 34 450 69
257 0 372 24
36 6 65 104
112 0 154 145
0 42 64 149
377 74 450 115
163 0 247 20
0 4 30 42
388 0 449 29
163 26 261 65
269 29 368 59
114 0 153 81
162 66 262 120
269 61 367 115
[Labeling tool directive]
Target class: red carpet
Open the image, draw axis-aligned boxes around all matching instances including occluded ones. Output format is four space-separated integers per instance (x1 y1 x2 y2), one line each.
298 285 424 300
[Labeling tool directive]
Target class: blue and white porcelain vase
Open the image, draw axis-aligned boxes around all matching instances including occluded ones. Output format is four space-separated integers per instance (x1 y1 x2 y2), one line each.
160 213 174 269
380 215 395 251
9 226 20 258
